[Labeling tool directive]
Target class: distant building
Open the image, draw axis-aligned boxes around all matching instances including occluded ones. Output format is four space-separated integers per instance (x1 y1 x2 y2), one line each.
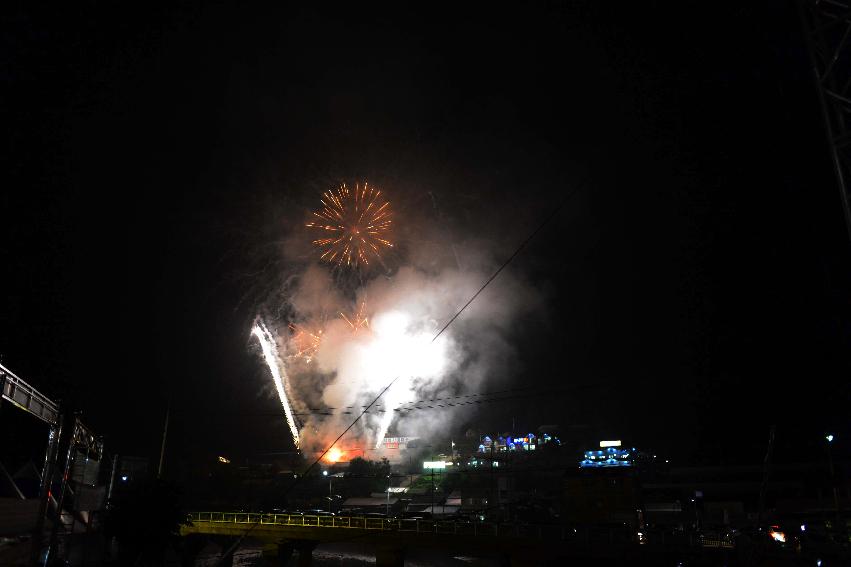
579 440 635 468
476 432 560 453
580 447 634 468
380 436 419 450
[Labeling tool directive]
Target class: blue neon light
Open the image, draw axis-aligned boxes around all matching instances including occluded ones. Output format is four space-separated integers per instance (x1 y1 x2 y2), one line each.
580 447 633 468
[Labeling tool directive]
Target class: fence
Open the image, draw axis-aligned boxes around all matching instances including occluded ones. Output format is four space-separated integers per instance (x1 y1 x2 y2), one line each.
185 512 637 543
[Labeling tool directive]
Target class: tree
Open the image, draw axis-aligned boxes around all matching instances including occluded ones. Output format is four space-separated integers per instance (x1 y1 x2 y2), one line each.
344 457 391 495
103 479 188 565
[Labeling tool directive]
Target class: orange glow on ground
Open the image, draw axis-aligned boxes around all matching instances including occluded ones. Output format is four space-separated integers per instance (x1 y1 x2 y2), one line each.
324 447 345 463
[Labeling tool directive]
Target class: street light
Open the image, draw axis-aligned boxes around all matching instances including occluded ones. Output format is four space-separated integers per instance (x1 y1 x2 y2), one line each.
824 434 839 526
323 471 333 512
386 474 391 517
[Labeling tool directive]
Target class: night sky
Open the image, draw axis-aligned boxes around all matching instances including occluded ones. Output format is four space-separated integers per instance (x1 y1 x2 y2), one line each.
2 3 849 470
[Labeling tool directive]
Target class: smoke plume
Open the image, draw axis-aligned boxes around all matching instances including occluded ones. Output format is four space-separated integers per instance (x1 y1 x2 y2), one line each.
251 184 542 460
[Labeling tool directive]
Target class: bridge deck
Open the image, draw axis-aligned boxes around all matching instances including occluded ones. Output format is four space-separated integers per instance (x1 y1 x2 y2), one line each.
182 513 734 556
181 512 635 556
184 511 573 538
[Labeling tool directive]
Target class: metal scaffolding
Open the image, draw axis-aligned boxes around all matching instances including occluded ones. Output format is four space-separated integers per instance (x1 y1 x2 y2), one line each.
0 363 104 566
800 0 851 245
0 363 59 426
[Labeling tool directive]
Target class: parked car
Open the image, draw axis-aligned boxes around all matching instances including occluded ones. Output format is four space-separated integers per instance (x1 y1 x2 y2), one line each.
302 509 335 516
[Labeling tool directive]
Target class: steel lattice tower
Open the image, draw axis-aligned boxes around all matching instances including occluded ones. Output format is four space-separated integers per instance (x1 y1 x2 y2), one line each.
800 0 851 245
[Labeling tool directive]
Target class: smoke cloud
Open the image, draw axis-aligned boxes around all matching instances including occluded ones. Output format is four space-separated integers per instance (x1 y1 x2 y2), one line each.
251 184 543 460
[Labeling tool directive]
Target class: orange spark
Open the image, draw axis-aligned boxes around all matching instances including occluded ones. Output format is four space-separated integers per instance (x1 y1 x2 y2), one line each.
306 182 393 269
288 323 322 361
340 300 370 334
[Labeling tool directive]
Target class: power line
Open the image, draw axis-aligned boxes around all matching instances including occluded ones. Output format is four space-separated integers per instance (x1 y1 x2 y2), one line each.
175 382 599 419
298 386 580 416
170 385 548 417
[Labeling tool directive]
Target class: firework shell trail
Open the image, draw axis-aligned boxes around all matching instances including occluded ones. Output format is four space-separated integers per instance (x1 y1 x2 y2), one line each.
306 182 393 269
374 381 406 449
361 310 450 449
251 319 301 448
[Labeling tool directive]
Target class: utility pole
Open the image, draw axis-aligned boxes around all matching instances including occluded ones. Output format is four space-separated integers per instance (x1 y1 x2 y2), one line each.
157 401 169 479
106 454 119 508
431 466 435 517
323 471 333 513
757 425 776 527
490 441 496 521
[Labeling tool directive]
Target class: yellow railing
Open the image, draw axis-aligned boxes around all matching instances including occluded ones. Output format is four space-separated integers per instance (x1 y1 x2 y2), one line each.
185 514 739 550
186 512 565 539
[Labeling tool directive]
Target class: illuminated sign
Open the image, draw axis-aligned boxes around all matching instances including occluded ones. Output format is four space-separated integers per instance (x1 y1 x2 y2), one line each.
581 447 632 468
423 461 450 469
599 440 622 447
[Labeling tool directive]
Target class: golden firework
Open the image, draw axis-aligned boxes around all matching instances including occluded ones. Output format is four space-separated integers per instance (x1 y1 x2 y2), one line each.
288 323 323 361
306 182 392 268
340 300 370 334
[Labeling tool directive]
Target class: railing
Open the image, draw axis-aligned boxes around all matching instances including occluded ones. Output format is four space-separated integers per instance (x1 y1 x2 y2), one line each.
186 513 738 551
0 362 59 426
185 512 625 542
698 534 735 549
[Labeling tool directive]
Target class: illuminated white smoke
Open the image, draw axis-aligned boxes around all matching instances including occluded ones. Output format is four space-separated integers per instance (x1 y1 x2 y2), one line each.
315 306 451 450
251 319 301 448
360 311 447 448
255 249 537 456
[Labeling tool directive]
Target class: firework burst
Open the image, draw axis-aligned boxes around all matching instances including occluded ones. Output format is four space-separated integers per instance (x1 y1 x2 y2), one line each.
288 323 323 361
306 182 393 269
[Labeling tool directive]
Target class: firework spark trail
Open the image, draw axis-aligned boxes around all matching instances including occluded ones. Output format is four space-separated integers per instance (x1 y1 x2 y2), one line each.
251 320 300 448
340 299 370 333
374 383 407 449
306 182 393 269
288 323 323 361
